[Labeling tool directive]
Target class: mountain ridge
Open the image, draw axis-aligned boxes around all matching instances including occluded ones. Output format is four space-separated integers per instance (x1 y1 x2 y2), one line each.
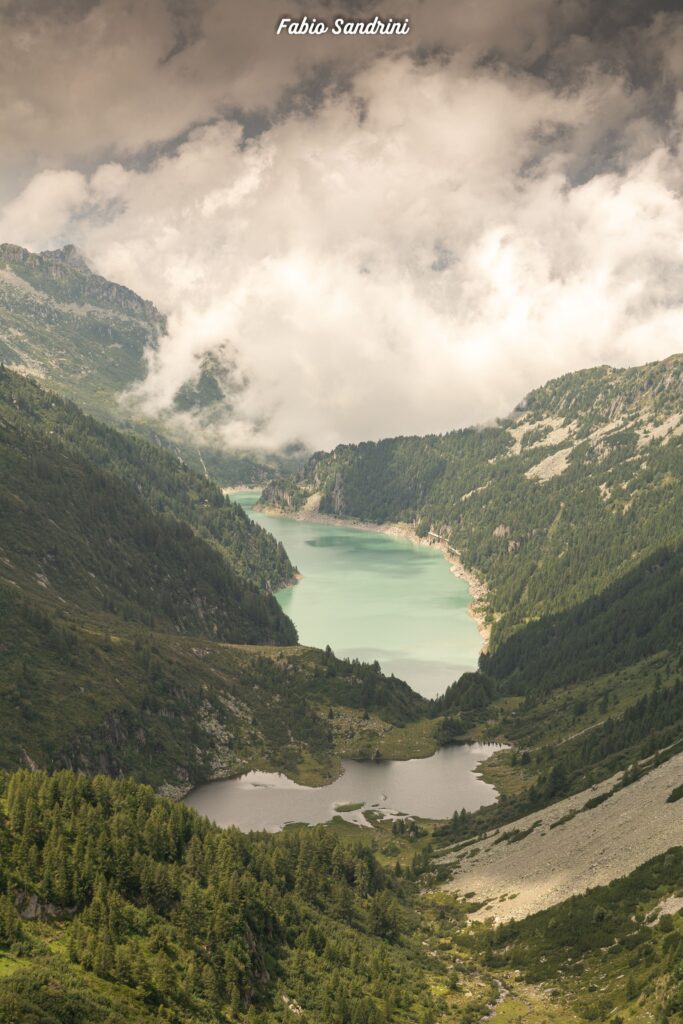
0 366 431 791
0 367 296 592
263 353 683 644
0 241 305 485
262 354 683 824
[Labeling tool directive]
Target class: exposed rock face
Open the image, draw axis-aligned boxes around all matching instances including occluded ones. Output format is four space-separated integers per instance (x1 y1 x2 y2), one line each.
14 890 77 921
0 243 162 423
0 243 164 325
0 241 303 485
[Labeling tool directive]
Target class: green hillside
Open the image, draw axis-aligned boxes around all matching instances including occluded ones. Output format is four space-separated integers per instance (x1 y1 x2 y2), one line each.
264 355 683 646
0 368 295 592
264 356 683 815
0 581 426 792
1 342 681 1022
0 370 295 647
0 770 440 1024
1 770 681 1024
481 540 683 694
0 368 432 789
0 243 304 485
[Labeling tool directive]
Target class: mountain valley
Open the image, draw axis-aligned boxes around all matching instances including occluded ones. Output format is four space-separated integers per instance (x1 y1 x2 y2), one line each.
0 257 681 1023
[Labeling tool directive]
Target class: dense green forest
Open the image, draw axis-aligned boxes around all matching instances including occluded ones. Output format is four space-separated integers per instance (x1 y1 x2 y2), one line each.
479 541 683 694
0 368 295 646
0 770 441 1023
0 368 295 591
1 771 681 1023
0 243 304 485
435 540 683 809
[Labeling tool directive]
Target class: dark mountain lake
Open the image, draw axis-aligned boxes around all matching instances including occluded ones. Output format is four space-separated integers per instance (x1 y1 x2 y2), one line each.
184 744 503 832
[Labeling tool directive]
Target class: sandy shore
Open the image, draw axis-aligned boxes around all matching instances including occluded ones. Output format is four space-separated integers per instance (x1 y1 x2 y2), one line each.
257 498 491 651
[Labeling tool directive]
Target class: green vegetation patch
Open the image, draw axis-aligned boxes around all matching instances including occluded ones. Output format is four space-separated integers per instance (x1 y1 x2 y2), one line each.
0 769 450 1023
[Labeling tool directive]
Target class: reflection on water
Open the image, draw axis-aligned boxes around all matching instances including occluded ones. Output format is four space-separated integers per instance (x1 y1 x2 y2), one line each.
184 744 503 832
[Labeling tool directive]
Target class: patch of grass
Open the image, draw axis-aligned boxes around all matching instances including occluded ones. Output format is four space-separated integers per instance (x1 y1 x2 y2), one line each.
0 954 25 979
492 820 542 846
373 717 440 760
500 651 677 754
286 749 340 788
477 747 534 798
332 712 441 763
307 817 378 845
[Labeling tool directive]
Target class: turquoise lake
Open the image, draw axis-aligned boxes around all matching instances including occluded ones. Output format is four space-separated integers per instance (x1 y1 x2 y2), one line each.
186 492 497 831
232 491 482 699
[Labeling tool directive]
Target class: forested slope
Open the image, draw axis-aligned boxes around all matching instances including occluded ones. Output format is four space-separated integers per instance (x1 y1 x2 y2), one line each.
1 770 681 1024
0 770 439 1024
0 371 294 646
480 539 683 695
0 369 432 788
265 355 683 645
0 582 427 790
0 368 295 591
264 357 683 821
0 243 304 484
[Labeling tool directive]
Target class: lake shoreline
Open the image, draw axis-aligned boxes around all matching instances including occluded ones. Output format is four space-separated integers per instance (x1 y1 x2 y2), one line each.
182 743 504 831
161 736 505 805
256 500 491 651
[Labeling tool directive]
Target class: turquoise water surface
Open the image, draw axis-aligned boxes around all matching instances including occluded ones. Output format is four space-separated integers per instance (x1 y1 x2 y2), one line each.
233 491 482 699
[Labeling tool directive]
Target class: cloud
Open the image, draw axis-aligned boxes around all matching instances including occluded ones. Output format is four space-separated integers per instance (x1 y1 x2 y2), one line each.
0 170 88 250
0 0 593 176
2 1 683 451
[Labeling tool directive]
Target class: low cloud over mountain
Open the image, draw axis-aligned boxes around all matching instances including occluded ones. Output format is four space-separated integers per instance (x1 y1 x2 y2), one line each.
3 0 683 450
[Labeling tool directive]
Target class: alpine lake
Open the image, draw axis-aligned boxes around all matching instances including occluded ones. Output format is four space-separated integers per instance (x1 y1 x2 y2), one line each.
184 491 501 831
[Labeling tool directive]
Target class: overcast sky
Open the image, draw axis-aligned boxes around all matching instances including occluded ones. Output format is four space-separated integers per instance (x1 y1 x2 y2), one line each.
2 0 683 451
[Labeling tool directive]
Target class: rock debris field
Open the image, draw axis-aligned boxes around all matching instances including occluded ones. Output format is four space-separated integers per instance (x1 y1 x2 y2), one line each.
441 752 683 922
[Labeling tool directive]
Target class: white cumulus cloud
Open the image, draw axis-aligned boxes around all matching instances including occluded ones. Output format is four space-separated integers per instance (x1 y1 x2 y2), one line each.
2 1 683 451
